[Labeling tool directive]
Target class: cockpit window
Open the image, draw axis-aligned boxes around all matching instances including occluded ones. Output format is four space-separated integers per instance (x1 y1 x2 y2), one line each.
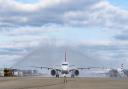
62 64 68 65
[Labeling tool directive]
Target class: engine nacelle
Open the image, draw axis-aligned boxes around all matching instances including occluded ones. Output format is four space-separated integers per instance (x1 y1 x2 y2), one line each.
51 70 56 76
74 70 79 76
108 69 119 77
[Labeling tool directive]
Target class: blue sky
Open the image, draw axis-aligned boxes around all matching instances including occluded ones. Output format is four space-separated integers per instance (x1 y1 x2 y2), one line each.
16 0 128 9
108 0 128 9
16 0 39 4
0 0 128 69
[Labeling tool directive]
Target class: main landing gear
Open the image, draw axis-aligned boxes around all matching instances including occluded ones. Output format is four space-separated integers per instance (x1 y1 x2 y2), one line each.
56 74 59 78
71 74 75 78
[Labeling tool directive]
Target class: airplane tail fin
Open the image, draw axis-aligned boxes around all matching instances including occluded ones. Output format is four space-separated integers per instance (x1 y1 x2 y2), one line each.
121 64 124 70
65 51 67 62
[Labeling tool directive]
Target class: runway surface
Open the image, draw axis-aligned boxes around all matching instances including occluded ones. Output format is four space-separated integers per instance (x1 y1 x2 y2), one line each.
0 77 128 89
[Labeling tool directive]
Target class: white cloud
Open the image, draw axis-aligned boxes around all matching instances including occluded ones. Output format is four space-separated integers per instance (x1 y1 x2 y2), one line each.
2 0 128 28
0 25 61 49
0 55 22 67
0 0 128 68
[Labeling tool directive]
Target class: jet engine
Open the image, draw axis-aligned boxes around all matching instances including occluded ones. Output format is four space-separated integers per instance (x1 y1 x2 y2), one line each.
74 70 79 76
108 69 119 77
51 70 56 76
71 70 79 78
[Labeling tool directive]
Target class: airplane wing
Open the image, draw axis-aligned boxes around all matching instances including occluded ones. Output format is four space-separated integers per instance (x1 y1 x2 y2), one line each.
28 66 61 71
78 67 107 70
29 66 53 70
68 67 100 72
77 67 101 70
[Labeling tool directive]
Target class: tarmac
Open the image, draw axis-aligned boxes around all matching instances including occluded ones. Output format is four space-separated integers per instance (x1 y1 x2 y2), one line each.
0 77 128 89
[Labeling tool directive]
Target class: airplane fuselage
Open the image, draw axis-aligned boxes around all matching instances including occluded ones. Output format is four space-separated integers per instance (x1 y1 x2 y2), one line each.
61 62 69 75
50 52 80 78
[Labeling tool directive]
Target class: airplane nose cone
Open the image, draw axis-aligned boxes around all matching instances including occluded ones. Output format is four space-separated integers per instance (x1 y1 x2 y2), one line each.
63 66 68 70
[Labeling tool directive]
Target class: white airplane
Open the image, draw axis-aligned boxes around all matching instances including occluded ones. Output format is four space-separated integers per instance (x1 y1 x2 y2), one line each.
31 52 96 78
95 64 128 78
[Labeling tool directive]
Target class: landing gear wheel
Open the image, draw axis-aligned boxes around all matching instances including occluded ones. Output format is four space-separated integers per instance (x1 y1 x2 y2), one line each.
56 74 59 78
